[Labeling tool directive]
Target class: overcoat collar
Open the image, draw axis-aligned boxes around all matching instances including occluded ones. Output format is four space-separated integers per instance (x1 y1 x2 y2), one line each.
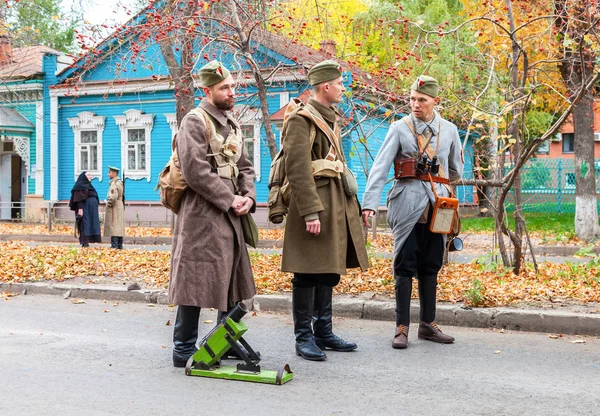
199 100 236 127
308 98 337 123
410 111 440 136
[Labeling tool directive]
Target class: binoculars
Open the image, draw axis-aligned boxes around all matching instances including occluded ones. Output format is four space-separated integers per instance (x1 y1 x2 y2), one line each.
415 154 440 176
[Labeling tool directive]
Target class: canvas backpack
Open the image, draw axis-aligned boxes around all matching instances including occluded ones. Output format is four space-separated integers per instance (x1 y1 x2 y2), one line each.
267 98 347 224
154 109 212 214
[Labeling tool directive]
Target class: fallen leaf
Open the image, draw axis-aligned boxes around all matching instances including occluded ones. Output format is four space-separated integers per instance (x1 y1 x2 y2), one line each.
499 328 505 334
103 309 109 313
494 350 502 354
165 320 171 326
71 299 86 304
570 339 586 344
549 334 560 339
252 311 258 316
203 320 213 324
147 304 155 307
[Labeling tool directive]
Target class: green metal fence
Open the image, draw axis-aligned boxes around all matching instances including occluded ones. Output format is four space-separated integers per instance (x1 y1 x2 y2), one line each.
505 158 600 214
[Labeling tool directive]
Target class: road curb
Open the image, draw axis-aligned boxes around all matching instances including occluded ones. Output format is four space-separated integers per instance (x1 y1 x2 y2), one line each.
3 281 598 336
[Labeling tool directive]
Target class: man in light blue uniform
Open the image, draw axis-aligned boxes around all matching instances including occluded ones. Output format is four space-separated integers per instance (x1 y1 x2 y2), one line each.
361 75 464 349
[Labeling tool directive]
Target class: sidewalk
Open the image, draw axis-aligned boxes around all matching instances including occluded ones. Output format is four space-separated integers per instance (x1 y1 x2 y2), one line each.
1 280 598 336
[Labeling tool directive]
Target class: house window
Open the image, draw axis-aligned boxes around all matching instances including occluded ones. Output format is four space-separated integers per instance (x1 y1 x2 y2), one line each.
242 124 255 164
562 133 574 153
80 130 99 171
536 141 549 154
234 105 261 182
126 129 147 171
68 111 105 181
565 172 576 188
114 110 154 182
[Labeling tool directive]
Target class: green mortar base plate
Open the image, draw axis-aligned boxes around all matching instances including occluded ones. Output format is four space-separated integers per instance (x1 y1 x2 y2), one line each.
187 364 293 385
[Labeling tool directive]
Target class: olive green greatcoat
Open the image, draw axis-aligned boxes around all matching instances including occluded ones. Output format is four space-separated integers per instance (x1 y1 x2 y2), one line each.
168 101 256 311
281 98 369 275
104 177 124 237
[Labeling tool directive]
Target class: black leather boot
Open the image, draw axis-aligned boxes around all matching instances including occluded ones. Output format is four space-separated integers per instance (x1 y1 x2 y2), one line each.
110 237 119 249
313 284 357 352
172 305 200 368
418 274 437 324
117 237 123 250
395 275 413 327
293 286 326 361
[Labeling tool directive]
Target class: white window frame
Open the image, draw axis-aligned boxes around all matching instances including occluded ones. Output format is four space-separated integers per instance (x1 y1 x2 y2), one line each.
114 109 154 182
235 106 262 182
68 111 105 181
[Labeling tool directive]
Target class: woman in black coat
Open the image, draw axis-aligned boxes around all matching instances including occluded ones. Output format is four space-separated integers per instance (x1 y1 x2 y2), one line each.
69 172 102 247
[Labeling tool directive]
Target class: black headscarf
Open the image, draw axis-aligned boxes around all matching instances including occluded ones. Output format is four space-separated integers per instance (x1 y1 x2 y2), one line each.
69 172 99 210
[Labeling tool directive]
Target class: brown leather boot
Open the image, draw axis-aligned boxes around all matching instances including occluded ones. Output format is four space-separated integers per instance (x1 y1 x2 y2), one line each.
392 324 409 349
418 321 455 344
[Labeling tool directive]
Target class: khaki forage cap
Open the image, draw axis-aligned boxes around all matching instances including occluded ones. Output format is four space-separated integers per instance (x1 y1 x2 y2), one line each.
307 60 343 86
199 60 231 87
411 75 439 98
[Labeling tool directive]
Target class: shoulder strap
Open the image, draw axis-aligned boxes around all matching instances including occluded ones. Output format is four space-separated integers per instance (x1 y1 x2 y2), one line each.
298 106 342 163
188 108 214 147
403 116 445 179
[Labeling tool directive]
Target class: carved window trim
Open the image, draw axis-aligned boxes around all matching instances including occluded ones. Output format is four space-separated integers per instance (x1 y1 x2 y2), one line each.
114 110 154 182
68 111 105 181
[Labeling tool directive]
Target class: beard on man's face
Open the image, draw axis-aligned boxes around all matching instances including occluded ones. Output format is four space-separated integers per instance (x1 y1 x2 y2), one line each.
213 96 235 111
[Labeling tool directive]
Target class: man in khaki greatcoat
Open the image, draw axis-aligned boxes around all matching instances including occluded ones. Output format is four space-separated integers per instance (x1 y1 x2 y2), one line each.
104 166 124 249
281 60 369 361
168 60 256 368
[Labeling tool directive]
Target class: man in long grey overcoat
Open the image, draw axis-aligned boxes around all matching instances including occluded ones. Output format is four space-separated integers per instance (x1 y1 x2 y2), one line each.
362 76 464 349
104 166 124 249
168 60 256 367
282 60 369 361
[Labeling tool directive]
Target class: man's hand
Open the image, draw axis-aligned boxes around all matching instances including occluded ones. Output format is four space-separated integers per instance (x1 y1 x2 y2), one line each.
231 195 245 212
362 209 375 228
306 219 321 236
77 209 83 217
234 196 253 216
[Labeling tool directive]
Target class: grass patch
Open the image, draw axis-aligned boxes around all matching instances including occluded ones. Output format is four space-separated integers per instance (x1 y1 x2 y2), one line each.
462 213 575 237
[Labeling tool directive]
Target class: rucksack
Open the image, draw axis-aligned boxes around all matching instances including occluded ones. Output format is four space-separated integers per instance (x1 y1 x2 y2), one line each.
267 98 350 224
155 109 212 214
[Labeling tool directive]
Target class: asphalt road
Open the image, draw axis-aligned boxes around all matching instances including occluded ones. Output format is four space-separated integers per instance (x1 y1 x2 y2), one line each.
1 295 599 416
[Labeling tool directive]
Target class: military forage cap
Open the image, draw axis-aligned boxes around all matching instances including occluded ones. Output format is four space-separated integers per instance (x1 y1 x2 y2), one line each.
108 165 120 173
199 60 231 87
307 60 343 86
411 75 440 98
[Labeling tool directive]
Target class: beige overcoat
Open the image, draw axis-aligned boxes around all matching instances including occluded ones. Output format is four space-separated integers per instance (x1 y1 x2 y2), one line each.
281 98 369 275
104 177 124 237
168 101 256 311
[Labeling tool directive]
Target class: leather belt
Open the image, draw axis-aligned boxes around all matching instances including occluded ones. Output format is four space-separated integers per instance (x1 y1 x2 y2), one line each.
418 174 449 185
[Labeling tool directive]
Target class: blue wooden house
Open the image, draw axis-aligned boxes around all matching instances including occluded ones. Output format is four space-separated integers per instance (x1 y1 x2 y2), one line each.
0 40 73 220
1 7 475 223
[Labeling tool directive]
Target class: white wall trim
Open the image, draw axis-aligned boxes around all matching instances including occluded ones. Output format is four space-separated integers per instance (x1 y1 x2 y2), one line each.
236 105 262 183
114 109 154 182
68 111 106 182
49 72 305 98
165 114 177 139
279 91 290 108
0 83 44 93
35 101 44 195
50 95 58 201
